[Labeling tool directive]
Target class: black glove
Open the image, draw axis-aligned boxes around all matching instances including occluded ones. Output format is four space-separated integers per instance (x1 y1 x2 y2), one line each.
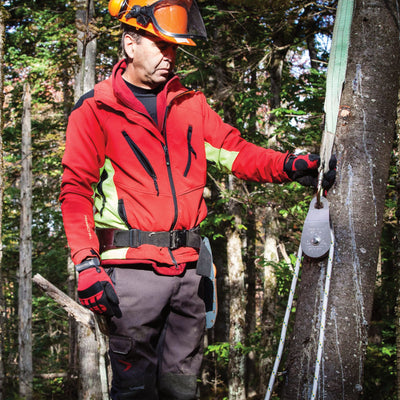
76 258 122 318
284 153 336 190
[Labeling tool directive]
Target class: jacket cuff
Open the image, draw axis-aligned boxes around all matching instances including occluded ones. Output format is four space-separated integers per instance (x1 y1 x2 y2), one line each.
72 248 100 265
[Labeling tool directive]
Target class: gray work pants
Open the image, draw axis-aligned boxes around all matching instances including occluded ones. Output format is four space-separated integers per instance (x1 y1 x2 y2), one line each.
106 264 206 400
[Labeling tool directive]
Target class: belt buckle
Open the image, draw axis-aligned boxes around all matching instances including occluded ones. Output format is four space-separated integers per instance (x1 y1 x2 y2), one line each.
170 230 186 250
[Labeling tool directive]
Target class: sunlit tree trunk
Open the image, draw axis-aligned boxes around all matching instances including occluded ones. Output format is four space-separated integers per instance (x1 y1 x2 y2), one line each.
75 0 97 101
226 176 247 400
282 1 400 398
19 82 33 400
0 6 5 399
258 206 279 393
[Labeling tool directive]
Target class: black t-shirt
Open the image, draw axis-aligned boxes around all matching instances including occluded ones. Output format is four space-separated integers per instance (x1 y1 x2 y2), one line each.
124 79 162 125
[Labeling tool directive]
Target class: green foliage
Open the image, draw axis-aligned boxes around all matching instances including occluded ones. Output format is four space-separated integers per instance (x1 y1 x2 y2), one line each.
205 342 230 365
364 322 396 399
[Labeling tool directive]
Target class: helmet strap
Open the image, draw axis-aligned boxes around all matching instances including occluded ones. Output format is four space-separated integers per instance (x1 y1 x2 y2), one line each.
126 5 152 27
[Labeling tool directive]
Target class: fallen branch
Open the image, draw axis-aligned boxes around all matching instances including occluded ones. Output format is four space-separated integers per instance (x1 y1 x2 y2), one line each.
33 273 95 331
278 243 294 272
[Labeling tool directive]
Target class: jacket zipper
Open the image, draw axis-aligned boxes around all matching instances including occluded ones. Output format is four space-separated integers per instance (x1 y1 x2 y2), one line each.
183 125 197 177
122 130 160 195
162 90 194 231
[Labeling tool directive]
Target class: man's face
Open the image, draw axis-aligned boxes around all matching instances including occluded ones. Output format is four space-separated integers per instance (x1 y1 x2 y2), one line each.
124 33 178 90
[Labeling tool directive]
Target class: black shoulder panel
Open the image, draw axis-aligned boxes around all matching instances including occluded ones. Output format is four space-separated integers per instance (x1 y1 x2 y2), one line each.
72 89 95 112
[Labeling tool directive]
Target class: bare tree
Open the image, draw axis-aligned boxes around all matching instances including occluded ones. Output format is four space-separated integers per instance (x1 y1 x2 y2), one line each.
19 82 33 400
226 178 247 400
75 0 97 101
282 0 400 398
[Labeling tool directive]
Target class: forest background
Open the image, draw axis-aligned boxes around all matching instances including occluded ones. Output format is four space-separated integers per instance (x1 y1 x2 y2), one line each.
1 0 400 399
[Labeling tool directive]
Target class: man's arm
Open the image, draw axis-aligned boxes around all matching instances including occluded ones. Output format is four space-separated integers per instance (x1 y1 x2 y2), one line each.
60 94 105 264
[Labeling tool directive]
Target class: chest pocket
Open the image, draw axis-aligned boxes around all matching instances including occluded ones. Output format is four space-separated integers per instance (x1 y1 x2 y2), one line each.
122 130 160 195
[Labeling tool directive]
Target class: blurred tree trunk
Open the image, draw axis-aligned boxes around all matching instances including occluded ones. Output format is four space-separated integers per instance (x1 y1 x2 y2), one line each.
226 176 246 400
282 0 400 398
258 207 279 393
0 6 5 400
19 82 33 400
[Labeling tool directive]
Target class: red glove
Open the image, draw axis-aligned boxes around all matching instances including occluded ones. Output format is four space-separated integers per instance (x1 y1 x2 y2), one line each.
284 153 336 190
76 258 122 318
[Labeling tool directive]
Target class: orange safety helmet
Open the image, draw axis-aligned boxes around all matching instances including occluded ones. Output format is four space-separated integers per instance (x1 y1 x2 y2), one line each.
108 0 207 46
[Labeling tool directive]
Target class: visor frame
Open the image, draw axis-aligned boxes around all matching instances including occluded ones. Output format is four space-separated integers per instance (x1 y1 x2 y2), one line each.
124 0 207 41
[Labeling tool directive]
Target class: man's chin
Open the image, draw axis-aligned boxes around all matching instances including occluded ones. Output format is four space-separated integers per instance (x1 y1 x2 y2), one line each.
152 73 170 86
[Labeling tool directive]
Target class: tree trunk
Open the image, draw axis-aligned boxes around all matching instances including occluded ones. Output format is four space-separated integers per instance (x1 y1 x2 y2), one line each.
227 177 246 400
244 204 258 398
0 6 5 400
75 0 97 102
19 82 33 400
259 207 279 393
73 1 106 398
282 1 400 399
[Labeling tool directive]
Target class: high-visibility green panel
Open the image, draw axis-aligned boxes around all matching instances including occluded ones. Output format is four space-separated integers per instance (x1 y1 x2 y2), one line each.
94 158 127 229
205 142 239 173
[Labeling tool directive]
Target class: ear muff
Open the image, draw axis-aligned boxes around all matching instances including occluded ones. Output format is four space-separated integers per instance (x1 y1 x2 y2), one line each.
108 0 129 17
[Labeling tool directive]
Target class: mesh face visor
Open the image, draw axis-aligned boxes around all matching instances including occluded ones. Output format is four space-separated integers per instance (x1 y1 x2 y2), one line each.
126 0 207 41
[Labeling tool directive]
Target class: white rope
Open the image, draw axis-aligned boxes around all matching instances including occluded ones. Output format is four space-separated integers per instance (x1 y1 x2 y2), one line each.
264 244 303 400
264 227 335 400
311 227 335 399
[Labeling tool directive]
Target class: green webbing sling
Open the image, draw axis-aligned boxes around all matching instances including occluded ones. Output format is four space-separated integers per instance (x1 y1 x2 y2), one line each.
320 0 354 171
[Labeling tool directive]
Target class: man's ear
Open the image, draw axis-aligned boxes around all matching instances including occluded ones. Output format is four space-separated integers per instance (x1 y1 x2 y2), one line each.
123 33 136 59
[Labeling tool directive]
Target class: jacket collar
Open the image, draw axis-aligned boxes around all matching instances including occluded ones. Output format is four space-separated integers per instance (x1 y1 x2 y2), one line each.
94 59 190 132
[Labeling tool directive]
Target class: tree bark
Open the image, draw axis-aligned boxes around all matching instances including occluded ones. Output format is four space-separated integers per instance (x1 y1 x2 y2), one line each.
19 82 33 400
75 0 97 102
227 177 247 400
282 1 400 399
0 6 5 400
259 207 279 393
73 2 107 398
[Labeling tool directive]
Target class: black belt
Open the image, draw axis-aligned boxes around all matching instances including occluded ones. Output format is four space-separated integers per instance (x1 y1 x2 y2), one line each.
96 227 202 253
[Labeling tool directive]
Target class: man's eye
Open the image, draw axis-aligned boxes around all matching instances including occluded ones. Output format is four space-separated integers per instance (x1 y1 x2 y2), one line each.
157 43 176 52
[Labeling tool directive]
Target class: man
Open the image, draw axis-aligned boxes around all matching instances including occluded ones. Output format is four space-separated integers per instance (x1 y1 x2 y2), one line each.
60 0 335 398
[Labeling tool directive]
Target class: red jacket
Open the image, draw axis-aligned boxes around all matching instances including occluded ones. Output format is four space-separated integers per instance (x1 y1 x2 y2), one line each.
60 59 289 274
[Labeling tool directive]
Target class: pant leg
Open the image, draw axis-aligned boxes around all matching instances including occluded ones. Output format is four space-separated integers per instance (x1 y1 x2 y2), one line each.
158 268 206 400
107 266 174 400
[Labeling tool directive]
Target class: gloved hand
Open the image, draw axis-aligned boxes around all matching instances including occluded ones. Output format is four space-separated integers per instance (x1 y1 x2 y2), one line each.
77 258 122 318
284 153 336 190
